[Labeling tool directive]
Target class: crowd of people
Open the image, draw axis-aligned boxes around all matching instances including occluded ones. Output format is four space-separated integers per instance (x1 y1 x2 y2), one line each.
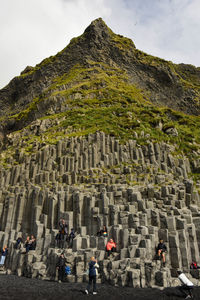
0 223 198 298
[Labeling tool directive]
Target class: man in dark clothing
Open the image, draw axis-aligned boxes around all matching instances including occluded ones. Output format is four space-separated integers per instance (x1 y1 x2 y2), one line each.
14 237 23 250
157 239 167 266
56 253 66 282
68 228 75 248
58 219 68 248
85 257 99 295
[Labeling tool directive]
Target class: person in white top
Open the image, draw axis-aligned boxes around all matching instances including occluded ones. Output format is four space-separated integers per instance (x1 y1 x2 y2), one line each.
177 270 194 299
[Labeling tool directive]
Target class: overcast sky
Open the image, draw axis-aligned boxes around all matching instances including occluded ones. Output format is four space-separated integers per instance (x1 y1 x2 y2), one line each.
0 0 199 88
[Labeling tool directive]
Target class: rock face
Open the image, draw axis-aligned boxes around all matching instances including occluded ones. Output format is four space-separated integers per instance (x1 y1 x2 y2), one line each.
0 132 200 287
0 18 200 288
0 18 200 135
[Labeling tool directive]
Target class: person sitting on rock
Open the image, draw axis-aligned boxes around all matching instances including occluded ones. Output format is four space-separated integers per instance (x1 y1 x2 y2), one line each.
56 253 66 283
14 237 23 250
97 225 108 237
29 235 36 250
177 270 194 299
157 239 167 266
0 245 8 268
106 239 116 257
85 257 99 295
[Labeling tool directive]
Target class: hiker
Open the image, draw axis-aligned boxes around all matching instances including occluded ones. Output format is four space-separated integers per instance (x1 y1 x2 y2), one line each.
0 245 8 268
85 257 99 295
106 239 116 257
14 237 23 250
68 228 75 248
97 225 108 237
56 253 66 283
177 270 194 299
157 239 167 266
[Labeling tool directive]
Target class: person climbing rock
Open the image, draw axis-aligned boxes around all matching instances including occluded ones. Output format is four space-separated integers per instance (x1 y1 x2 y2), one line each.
85 257 99 295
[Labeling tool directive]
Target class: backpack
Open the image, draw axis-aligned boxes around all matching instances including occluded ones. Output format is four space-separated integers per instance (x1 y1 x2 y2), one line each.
65 265 71 275
190 261 198 269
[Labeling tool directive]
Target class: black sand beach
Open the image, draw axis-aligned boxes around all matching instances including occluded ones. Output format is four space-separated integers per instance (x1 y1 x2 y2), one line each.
0 275 199 300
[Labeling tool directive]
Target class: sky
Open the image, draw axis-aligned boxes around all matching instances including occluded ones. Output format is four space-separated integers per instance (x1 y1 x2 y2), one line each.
0 0 200 88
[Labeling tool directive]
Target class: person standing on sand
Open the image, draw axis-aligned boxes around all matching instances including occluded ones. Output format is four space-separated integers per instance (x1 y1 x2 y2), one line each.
56 253 66 283
85 257 99 295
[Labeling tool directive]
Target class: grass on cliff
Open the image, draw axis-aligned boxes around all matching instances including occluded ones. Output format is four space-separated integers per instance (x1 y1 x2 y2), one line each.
4 61 200 159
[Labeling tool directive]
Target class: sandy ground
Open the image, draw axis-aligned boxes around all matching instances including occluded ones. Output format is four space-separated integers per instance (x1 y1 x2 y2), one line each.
0 274 199 300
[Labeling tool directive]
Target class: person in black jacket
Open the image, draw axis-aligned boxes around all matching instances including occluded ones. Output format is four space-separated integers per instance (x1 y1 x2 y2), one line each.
56 253 66 283
85 257 99 295
157 239 167 266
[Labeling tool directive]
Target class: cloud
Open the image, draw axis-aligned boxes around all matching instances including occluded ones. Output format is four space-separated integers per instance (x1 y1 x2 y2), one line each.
0 0 199 88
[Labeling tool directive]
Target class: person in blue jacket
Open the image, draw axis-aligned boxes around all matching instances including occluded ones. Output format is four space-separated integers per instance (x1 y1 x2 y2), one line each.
85 257 99 295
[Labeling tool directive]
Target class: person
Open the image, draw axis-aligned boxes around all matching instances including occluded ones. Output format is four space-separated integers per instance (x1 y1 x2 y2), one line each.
24 235 36 253
177 270 194 299
14 237 23 250
157 239 167 266
58 219 68 248
0 245 8 268
106 239 116 257
85 257 99 295
56 253 66 283
68 228 75 248
29 235 36 250
55 231 62 248
59 219 68 235
190 261 200 269
97 225 108 237
24 236 31 253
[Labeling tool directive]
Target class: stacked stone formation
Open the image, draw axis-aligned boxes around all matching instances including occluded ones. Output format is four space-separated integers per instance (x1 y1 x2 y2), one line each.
0 132 200 287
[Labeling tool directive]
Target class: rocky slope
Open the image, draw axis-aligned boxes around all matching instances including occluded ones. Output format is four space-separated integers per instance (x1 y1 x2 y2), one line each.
0 18 200 289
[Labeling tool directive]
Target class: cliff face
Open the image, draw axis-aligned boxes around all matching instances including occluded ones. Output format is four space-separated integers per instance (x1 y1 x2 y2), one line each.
0 18 200 131
0 19 200 288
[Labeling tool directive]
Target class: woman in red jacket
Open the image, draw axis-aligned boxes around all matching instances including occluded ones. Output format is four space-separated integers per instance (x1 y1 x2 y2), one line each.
106 239 116 257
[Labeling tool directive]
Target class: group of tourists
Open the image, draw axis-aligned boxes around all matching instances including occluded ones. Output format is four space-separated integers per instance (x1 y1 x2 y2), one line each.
0 225 197 299
55 218 75 249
